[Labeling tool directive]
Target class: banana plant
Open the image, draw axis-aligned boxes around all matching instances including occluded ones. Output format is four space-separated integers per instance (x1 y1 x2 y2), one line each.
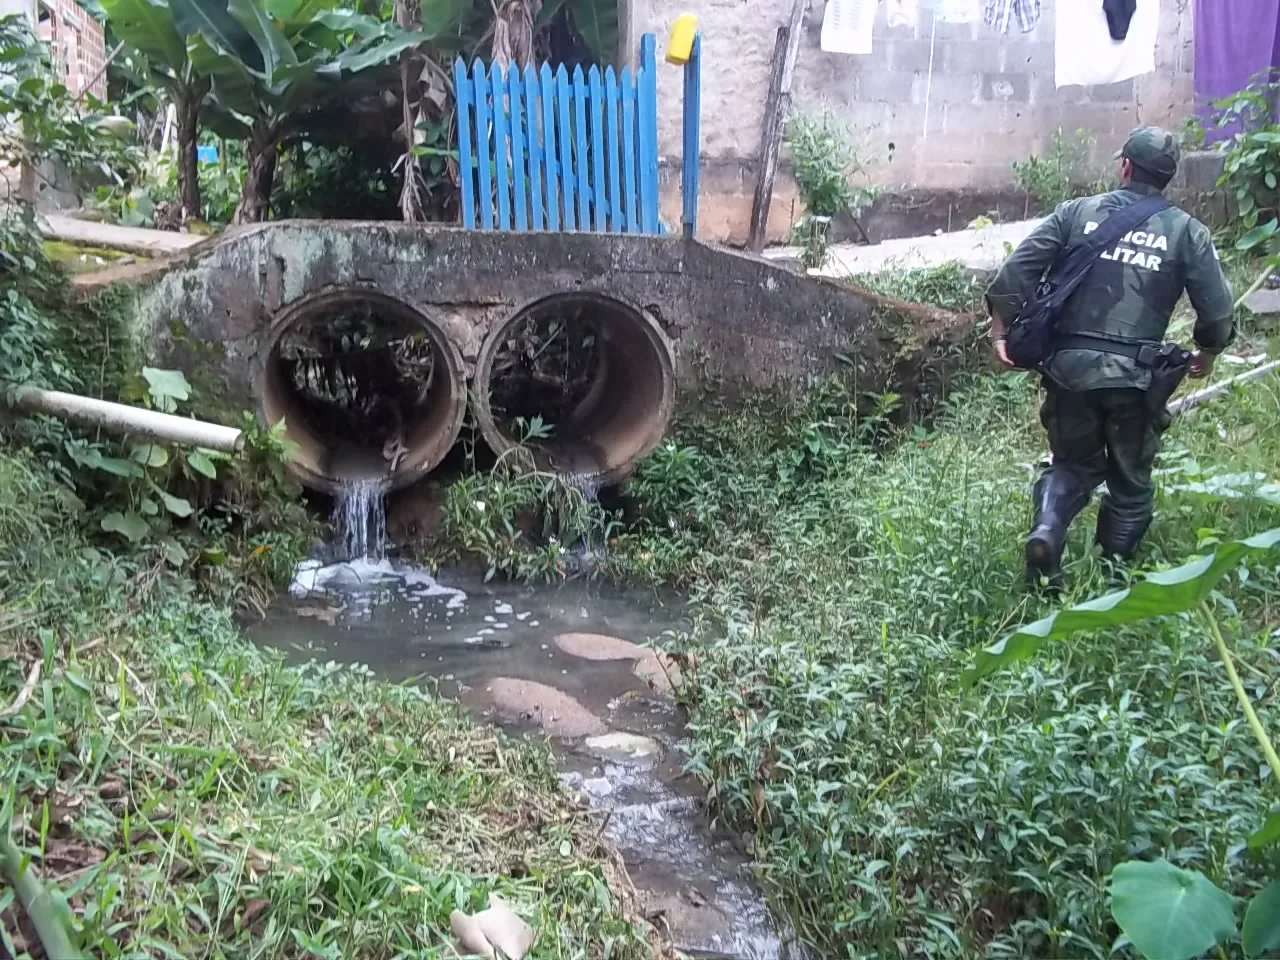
965 526 1280 959
100 0 210 219
173 0 442 222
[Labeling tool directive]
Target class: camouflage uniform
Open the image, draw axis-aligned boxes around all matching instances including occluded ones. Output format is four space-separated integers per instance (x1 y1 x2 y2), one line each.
986 126 1235 577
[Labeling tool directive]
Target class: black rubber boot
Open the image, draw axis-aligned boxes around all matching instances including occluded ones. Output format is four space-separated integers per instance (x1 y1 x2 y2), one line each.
1025 469 1090 589
1095 497 1153 562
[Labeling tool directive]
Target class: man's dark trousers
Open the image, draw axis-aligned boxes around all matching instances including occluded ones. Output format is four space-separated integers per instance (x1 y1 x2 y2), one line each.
1027 385 1162 579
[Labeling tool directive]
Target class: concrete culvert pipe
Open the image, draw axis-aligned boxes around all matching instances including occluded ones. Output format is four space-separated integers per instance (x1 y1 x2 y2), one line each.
259 289 466 494
473 292 676 486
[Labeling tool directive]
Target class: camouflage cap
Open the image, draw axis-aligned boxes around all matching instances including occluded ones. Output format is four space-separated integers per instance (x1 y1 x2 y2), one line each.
1114 126 1181 179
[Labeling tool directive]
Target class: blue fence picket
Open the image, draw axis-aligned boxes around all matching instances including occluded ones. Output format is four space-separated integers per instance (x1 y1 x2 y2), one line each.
588 66 607 232
508 67 529 231
471 60 493 230
539 63 559 231
620 66 638 233
572 66 590 229
490 62 512 230
554 66 575 230
682 34 702 238
454 58 477 229
524 65 544 231
637 35 659 233
604 67 623 231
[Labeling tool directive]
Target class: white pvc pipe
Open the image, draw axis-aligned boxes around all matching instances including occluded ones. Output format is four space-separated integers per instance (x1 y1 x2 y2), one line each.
11 386 243 451
1169 358 1280 415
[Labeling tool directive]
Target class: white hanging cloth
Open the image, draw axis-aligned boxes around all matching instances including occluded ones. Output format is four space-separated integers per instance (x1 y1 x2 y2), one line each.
822 0 878 55
936 0 981 23
886 0 918 29
1054 0 1158 87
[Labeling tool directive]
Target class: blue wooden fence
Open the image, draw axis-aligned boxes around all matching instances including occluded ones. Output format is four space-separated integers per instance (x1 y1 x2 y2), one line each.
454 34 661 234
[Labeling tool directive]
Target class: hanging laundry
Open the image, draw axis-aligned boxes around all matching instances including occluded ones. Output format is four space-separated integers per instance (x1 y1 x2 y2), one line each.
1055 0 1158 87
983 0 1041 33
1103 0 1137 40
1194 0 1280 143
937 0 981 23
822 0 878 54
886 0 919 29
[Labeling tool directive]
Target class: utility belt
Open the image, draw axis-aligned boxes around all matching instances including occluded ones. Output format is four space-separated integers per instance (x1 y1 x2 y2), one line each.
1051 332 1192 420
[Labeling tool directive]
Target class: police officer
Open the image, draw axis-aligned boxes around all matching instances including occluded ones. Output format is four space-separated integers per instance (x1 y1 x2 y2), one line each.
986 126 1236 585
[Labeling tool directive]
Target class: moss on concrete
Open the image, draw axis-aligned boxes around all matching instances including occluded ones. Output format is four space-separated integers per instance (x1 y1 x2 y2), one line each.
42 239 134 275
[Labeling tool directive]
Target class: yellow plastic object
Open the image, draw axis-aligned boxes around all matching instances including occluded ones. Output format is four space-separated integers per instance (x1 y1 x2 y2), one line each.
665 13 698 65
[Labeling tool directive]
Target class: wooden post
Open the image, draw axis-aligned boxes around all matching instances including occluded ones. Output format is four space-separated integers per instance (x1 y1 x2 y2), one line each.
748 0 808 252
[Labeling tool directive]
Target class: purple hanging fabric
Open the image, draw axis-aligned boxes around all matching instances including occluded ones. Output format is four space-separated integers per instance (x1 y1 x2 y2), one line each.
1194 0 1280 142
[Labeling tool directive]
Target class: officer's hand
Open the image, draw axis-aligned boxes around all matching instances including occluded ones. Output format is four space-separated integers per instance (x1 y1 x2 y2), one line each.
993 337 1014 368
1188 351 1215 379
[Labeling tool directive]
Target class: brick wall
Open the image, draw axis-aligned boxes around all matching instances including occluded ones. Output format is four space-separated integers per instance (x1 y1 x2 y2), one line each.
629 0 1195 243
37 0 107 100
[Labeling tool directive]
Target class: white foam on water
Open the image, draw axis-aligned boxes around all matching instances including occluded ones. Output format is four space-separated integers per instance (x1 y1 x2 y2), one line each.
516 612 531 621
494 601 514 615
289 557 468 610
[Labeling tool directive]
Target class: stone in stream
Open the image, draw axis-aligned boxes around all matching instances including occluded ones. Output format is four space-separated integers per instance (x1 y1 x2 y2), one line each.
554 632 681 695
486 678 607 738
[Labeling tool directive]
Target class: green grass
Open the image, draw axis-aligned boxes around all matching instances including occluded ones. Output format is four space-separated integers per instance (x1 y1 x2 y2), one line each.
0 450 653 959
606 341 1280 956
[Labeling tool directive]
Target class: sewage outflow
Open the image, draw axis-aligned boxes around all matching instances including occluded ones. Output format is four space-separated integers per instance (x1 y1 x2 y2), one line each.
251 481 808 959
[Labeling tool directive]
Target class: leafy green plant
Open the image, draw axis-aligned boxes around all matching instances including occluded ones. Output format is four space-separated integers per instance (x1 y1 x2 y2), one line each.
785 109 878 269
967 525 1280 959
441 423 620 582
594 359 1280 957
0 15 140 199
176 0 447 223
857 262 986 315
271 140 400 220
99 0 211 217
1207 78 1280 231
0 443 650 959
1012 127 1101 213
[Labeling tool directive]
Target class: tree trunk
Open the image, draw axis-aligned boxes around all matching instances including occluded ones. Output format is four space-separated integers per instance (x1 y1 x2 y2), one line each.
233 133 278 224
176 96 201 221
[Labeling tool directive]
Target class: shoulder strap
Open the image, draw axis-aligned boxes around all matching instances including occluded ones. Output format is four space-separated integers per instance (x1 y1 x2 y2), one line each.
1041 194 1172 307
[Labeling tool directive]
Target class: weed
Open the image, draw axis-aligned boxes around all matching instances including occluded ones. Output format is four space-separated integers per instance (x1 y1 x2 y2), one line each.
1012 128 1108 214
0 450 653 958
607 363 1280 956
1206 77 1280 233
856 262 987 315
785 109 879 269
436 424 621 582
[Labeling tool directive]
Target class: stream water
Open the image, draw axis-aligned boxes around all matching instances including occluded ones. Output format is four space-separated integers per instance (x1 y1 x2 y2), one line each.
248 483 807 959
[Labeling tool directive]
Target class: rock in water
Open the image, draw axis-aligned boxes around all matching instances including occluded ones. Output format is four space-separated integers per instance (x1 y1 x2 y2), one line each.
486 678 607 738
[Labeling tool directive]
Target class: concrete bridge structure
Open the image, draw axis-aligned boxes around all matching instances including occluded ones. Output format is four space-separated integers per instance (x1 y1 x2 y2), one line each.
73 221 973 493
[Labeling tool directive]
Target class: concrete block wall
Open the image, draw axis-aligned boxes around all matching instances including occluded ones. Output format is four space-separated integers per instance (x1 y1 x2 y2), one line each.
631 0 1195 244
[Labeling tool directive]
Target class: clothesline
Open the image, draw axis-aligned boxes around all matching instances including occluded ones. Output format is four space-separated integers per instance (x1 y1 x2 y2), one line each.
819 0 1160 90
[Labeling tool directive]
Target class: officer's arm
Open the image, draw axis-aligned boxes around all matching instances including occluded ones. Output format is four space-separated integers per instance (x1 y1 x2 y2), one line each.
1184 221 1236 354
984 204 1073 335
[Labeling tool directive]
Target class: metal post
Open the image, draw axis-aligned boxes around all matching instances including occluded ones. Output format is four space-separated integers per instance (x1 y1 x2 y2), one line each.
681 33 701 239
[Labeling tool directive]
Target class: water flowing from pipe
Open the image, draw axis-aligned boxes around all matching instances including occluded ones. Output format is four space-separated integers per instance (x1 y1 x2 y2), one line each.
333 479 387 561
